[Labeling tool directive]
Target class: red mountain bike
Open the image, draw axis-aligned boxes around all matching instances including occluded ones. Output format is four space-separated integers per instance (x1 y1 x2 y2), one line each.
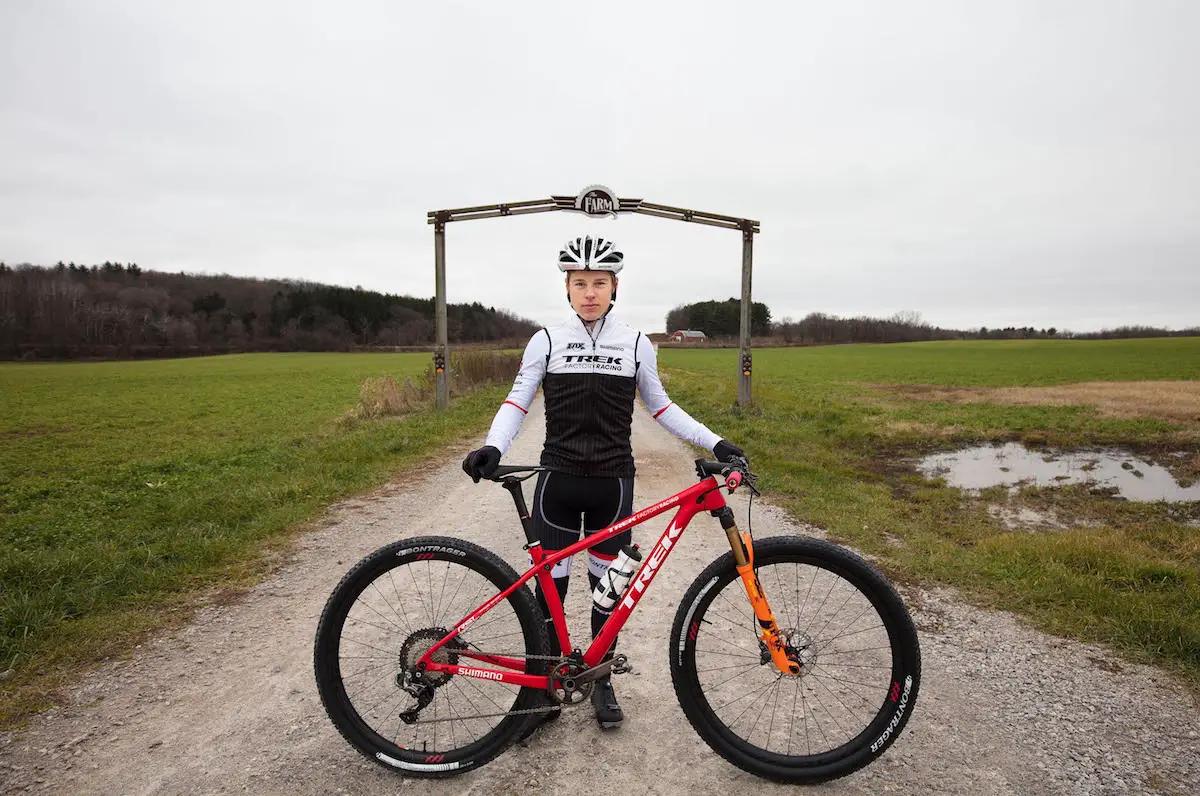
314 458 920 784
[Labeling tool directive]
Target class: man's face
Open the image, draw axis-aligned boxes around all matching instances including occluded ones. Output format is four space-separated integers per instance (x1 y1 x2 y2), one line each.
567 271 615 322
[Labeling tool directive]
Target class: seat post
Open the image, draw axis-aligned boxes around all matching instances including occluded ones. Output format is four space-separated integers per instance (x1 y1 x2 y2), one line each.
502 478 539 546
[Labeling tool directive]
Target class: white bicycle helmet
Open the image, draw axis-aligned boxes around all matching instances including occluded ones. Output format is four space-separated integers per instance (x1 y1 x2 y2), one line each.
557 236 624 273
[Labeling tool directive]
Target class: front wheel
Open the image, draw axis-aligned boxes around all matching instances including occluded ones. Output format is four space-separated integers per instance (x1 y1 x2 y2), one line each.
670 536 920 783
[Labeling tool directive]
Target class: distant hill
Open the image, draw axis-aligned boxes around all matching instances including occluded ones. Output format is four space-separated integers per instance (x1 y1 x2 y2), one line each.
0 261 540 359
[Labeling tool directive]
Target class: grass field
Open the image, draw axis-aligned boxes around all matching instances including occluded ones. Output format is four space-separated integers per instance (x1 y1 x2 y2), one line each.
0 353 507 723
659 338 1200 687
3 339 1198 724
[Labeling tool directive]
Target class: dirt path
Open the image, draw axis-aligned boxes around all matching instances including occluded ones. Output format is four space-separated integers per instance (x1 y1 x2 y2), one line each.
2 398 1197 796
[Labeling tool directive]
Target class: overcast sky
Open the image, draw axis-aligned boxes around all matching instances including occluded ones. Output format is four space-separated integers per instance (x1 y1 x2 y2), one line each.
2 1 1197 333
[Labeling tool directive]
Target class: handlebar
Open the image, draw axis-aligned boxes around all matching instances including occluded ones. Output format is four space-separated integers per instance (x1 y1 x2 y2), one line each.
483 460 758 495
694 457 759 496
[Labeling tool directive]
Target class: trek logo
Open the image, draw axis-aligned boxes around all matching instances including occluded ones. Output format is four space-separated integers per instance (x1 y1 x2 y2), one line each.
459 667 505 682
564 355 622 364
621 518 685 610
566 342 585 350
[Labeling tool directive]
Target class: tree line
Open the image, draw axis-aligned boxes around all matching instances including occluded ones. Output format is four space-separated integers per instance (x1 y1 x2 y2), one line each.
667 303 1198 345
665 298 772 338
0 262 540 359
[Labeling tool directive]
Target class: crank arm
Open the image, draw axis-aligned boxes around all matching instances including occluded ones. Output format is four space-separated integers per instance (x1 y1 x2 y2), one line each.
571 654 632 686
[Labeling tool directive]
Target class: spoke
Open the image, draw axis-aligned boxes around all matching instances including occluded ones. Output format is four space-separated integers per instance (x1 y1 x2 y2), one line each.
447 680 483 741
387 569 416 632
715 589 755 628
697 629 761 657
696 661 771 674
787 677 800 755
814 621 885 647
743 679 779 744
819 645 893 656
806 680 848 744
408 563 433 625
341 657 398 681
811 670 865 737
805 669 887 696
705 605 755 631
806 669 878 708
433 561 452 623
440 565 472 625
796 563 819 627
454 577 493 632
345 662 403 705
724 675 782 730
772 564 794 631
457 669 519 709
341 636 400 657
343 613 407 639
809 586 860 644
699 661 763 693
765 676 784 751
462 611 515 637
362 584 409 633
441 689 455 750
712 672 782 716
799 680 814 755
361 683 408 720
444 681 480 744
427 561 438 626
694 647 761 661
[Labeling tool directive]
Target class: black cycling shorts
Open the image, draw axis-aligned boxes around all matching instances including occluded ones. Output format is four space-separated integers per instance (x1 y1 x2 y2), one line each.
530 470 634 581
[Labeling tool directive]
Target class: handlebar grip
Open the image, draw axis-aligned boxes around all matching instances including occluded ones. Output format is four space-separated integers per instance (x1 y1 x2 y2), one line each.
726 471 743 491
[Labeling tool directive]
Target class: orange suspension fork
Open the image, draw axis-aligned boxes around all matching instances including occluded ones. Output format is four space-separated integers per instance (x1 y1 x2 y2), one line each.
717 508 801 676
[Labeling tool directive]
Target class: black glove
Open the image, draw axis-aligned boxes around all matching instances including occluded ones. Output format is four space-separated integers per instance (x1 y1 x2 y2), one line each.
713 439 745 464
462 446 501 483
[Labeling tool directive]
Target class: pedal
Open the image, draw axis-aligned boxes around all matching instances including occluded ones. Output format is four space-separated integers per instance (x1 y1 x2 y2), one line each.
611 654 633 675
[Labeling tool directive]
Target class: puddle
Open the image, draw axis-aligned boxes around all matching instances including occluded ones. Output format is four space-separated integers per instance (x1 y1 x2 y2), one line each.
917 442 1200 503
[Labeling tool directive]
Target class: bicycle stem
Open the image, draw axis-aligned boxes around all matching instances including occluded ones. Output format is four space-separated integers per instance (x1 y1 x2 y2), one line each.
715 507 802 677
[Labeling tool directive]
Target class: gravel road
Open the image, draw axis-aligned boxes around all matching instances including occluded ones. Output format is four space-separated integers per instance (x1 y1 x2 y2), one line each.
2 397 1197 795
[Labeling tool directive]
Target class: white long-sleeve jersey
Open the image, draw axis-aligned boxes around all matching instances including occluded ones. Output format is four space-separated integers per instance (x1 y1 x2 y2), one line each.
484 313 721 477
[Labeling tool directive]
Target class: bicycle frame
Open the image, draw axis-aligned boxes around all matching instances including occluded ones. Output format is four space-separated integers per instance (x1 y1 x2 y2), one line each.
417 468 799 688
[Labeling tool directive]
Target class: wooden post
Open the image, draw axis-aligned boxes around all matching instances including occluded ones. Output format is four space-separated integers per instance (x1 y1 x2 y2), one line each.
434 213 449 409
738 221 754 406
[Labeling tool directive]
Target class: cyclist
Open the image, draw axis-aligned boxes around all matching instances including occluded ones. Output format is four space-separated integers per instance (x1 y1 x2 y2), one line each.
462 235 744 729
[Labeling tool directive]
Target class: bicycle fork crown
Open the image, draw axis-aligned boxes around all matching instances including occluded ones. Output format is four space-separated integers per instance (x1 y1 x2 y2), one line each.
719 509 803 676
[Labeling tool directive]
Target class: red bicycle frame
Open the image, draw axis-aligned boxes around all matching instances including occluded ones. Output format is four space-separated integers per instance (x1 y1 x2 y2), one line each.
418 472 745 689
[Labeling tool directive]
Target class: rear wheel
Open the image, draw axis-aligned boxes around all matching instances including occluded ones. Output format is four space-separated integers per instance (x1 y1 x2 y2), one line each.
670 536 920 783
314 536 550 777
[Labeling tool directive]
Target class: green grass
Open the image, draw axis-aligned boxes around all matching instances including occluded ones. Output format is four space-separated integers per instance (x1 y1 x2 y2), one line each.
0 353 504 723
659 338 1200 687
